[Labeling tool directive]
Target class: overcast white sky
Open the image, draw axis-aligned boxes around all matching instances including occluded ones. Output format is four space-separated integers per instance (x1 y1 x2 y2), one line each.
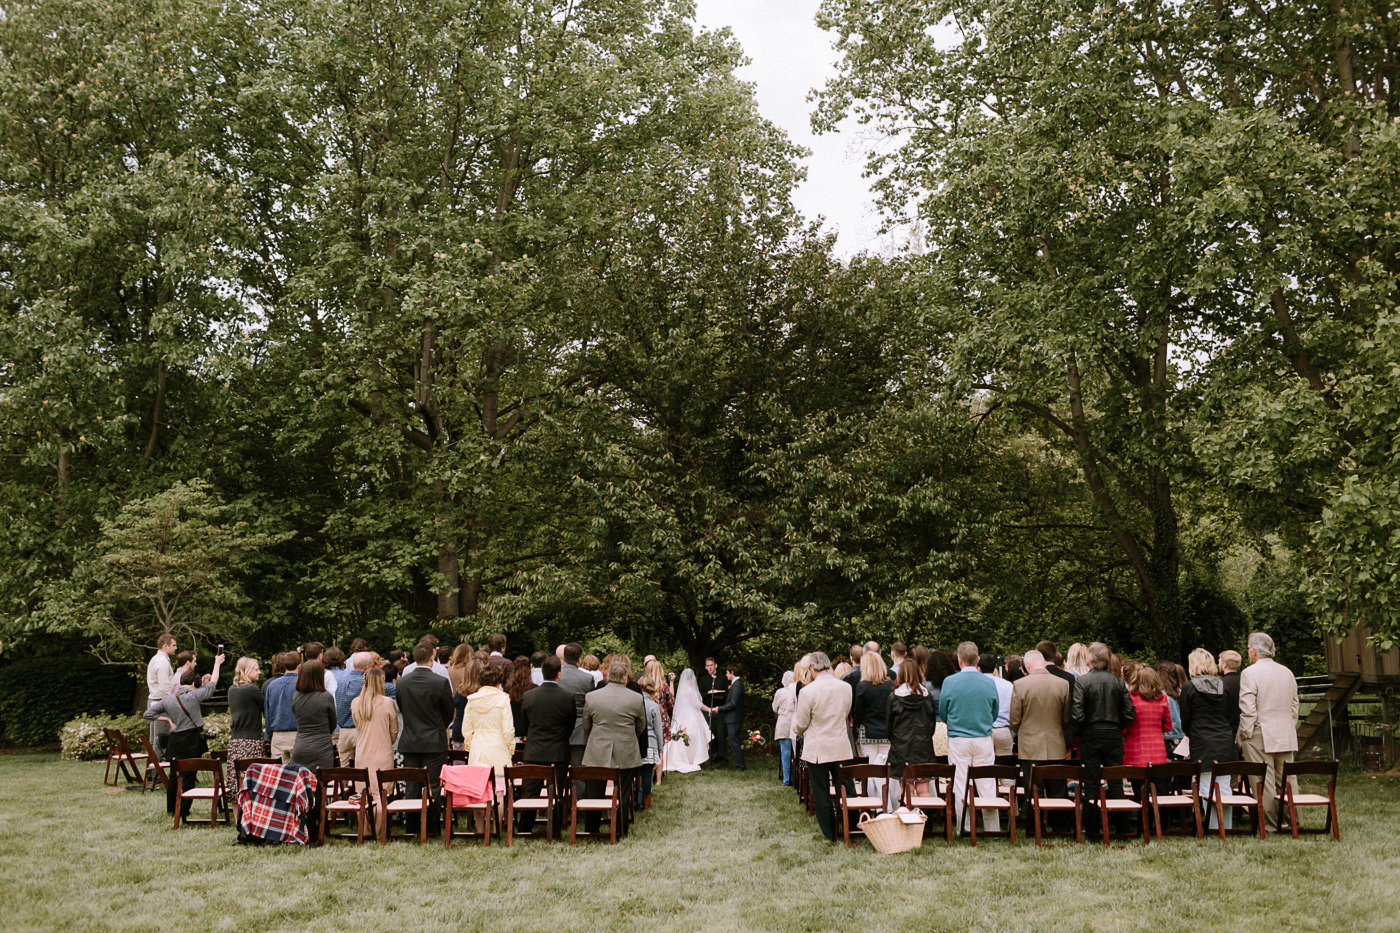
692 0 884 256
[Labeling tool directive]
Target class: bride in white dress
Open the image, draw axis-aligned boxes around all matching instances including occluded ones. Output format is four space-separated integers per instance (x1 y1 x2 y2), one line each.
663 668 712 773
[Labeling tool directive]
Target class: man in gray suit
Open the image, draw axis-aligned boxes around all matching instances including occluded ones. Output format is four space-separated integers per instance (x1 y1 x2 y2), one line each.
558 642 595 766
1239 632 1299 831
581 657 647 834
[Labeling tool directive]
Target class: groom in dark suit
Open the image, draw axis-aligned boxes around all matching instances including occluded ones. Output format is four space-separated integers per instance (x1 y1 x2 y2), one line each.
706 664 746 771
396 643 455 835
517 655 576 834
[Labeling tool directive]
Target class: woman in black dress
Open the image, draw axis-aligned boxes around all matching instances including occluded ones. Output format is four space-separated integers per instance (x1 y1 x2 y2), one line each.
290 659 337 771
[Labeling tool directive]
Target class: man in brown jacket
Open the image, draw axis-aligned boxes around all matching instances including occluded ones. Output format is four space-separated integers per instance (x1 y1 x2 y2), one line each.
1238 632 1299 831
1009 649 1074 810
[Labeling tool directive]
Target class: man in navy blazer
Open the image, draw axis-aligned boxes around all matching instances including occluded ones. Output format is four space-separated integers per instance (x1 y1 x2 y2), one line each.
706 664 746 771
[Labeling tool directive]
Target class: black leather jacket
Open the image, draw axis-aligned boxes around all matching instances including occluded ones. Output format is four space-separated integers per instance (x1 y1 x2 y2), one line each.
1069 669 1135 730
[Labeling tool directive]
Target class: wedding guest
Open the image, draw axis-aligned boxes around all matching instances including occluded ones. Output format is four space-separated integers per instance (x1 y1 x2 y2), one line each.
644 658 674 743
926 651 959 710
291 660 337 771
1008 649 1072 804
348 637 370 656
302 643 336 697
323 646 347 681
351 667 397 841
1003 654 1026 684
145 651 225 817
853 652 892 801
909 645 931 687
518 656 575 835
885 660 937 808
506 655 534 741
581 654 604 685
941 642 1000 835
1071 643 1135 809
486 633 512 673
842 645 863 690
446 644 473 696
397 643 455 835
889 642 907 676
1065 643 1091 678
794 652 855 842
1154 661 1186 753
1122 667 1173 788
450 657 483 751
145 634 178 759
1180 648 1235 830
979 654 1014 757
637 673 666 809
387 648 407 675
559 644 595 766
772 671 797 786
1238 632 1299 831
264 651 300 763
463 665 515 825
333 652 378 767
226 657 266 763
1219 649 1243 739
402 638 449 678
530 651 547 686
581 659 647 835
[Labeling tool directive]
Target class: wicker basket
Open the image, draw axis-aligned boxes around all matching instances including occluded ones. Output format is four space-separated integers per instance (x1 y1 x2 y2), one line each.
858 811 927 853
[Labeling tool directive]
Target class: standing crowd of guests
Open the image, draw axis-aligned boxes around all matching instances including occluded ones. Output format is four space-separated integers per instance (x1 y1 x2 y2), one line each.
146 635 686 841
772 633 1300 842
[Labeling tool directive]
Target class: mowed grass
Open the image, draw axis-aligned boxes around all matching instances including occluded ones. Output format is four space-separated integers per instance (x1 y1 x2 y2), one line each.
1 753 1398 933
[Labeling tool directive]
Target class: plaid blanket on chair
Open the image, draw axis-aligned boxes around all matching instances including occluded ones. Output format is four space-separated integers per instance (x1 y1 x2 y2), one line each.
238 763 318 845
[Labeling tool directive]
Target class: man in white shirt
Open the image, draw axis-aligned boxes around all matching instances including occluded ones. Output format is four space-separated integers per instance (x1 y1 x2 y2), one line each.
979 653 1015 757
529 651 547 686
401 637 450 678
145 634 178 757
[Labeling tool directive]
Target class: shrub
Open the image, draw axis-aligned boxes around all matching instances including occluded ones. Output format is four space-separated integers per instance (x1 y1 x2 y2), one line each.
0 655 136 747
203 712 230 753
60 713 148 762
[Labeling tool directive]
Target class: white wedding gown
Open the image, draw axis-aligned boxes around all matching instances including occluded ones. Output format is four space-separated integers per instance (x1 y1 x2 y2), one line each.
664 669 712 773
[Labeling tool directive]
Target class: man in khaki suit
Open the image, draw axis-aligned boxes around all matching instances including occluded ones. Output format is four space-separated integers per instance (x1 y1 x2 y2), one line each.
794 652 855 842
1009 649 1073 817
1238 632 1299 831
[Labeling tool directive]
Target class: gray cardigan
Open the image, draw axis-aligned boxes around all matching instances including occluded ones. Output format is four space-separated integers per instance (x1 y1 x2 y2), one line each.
143 681 217 732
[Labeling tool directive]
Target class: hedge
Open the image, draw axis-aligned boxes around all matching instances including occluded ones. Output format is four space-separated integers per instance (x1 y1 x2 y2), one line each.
0 654 137 747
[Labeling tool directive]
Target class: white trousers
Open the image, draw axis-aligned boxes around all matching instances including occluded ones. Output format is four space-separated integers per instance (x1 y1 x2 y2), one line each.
948 735 999 834
860 743 892 811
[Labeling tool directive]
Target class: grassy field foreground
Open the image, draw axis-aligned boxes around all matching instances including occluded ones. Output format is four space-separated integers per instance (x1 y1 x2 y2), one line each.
1 753 1398 933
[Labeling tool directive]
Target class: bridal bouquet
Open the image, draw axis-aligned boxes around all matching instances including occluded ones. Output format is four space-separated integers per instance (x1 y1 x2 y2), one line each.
671 728 691 746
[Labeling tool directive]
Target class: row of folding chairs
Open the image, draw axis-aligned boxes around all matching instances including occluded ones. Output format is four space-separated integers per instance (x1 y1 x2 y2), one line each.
815 759 1340 848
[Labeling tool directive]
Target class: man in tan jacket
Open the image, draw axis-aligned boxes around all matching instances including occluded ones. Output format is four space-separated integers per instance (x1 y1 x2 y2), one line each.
794 652 855 842
1238 632 1299 831
1009 649 1073 812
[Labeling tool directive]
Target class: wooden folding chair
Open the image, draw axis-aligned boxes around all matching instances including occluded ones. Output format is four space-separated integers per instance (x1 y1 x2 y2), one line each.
103 729 145 788
171 758 229 829
995 754 1029 812
900 763 956 843
505 764 559 845
447 749 470 765
1208 761 1266 841
568 766 621 844
1029 763 1083 846
1277 760 1340 840
138 734 171 793
317 767 374 845
232 757 280 830
838 763 888 847
377 767 429 845
443 765 497 848
1097 765 1149 846
1147 761 1203 840
963 764 1018 845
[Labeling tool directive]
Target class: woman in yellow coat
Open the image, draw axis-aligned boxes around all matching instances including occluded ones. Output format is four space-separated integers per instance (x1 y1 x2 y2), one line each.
462 664 515 824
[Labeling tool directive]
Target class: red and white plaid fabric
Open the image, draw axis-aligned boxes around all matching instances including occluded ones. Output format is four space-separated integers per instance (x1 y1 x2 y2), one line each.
238 763 318 845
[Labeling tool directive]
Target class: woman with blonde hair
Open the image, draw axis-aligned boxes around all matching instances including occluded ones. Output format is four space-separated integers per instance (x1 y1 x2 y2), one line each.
1065 643 1091 678
1180 648 1236 829
636 673 666 809
853 651 893 807
226 657 266 763
351 667 397 841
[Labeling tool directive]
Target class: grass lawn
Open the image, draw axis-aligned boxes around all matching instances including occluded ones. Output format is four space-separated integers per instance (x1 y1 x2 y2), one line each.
2 752 1398 933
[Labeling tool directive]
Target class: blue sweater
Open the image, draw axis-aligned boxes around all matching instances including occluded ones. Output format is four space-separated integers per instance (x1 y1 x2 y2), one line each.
938 668 998 739
264 672 299 740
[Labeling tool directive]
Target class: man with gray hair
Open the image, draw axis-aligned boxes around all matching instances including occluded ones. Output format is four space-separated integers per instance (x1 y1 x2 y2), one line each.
1238 632 1299 831
1009 649 1074 811
581 657 647 836
794 651 856 842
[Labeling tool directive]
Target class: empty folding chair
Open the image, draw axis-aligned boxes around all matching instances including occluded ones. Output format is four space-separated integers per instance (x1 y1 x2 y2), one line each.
1277 760 1340 841
505 764 559 844
1029 763 1083 846
1147 761 1203 840
318 767 374 845
963 764 1018 845
1207 761 1267 841
377 767 430 844
900 763 956 843
171 758 229 829
1097 765 1150 846
103 729 145 789
569 766 621 844
139 734 171 793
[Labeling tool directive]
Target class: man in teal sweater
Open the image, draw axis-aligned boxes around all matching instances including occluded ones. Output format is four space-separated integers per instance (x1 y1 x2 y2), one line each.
939 642 1001 835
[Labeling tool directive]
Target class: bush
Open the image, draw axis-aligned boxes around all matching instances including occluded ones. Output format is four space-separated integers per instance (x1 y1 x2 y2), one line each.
203 712 230 753
60 713 148 761
0 654 136 747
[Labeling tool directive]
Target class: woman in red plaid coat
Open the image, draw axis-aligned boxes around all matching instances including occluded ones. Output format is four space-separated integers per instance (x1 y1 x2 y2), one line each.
1122 667 1174 771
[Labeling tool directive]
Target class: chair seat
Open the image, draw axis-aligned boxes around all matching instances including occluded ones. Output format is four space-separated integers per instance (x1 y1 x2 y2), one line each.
450 801 493 810
1155 795 1196 806
971 797 1012 808
326 800 366 811
1102 799 1143 810
1034 799 1079 810
575 800 617 810
181 788 219 799
1217 794 1259 805
909 796 947 808
1289 794 1332 805
843 797 883 808
385 800 425 812
511 798 552 808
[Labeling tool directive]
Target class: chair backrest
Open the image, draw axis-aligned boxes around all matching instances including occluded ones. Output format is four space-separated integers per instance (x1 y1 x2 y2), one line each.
995 755 1020 769
839 763 889 783
1030 763 1082 784
1281 759 1338 780
139 734 164 762
447 749 470 765
377 767 428 798
901 762 954 782
1147 761 1200 783
104 727 124 751
568 766 620 788
234 757 280 786
1209 760 1265 781
1100 765 1148 785
317 767 370 798
174 757 221 776
506 764 556 784
966 764 1020 784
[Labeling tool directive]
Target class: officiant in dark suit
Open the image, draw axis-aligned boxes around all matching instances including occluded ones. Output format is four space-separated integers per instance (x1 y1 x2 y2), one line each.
705 664 746 771
517 655 576 834
698 657 727 766
396 643 455 835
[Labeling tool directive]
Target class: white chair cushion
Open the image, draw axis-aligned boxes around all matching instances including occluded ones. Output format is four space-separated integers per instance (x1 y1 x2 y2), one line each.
1217 794 1258 805
385 800 424 812
575 800 616 810
843 796 883 808
1289 794 1332 805
1102 799 1142 810
1154 794 1195 806
909 796 946 808
1034 799 1078 809
182 788 219 799
511 798 551 808
971 797 1011 808
325 800 363 811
